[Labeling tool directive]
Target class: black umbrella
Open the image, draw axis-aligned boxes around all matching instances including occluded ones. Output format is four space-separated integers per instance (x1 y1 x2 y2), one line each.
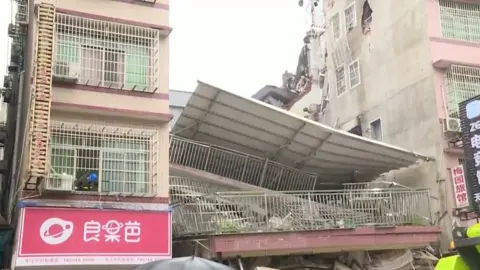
134 256 235 270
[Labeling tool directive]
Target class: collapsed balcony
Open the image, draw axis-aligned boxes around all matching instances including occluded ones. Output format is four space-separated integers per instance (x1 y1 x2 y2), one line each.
170 176 432 237
52 13 161 92
170 135 318 191
43 121 159 196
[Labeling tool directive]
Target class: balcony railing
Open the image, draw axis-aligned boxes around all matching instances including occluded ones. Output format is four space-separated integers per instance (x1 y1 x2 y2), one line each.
44 121 159 195
445 65 480 118
170 179 432 237
439 0 480 43
169 135 317 191
53 13 161 92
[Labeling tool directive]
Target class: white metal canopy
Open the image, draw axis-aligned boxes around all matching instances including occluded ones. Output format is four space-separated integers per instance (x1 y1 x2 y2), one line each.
172 81 433 183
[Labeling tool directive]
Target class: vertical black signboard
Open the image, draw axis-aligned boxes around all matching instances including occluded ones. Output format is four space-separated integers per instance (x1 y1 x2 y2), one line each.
460 96 480 210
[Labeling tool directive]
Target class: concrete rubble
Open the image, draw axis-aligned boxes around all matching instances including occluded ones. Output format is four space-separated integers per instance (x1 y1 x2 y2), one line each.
253 248 438 270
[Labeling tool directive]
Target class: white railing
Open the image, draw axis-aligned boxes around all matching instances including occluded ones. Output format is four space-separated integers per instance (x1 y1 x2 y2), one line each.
169 135 317 191
53 13 161 92
170 176 433 237
439 0 480 43
45 121 159 195
445 65 480 118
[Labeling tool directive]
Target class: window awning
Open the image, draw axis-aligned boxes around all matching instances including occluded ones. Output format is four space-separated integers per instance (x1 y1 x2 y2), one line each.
172 81 433 183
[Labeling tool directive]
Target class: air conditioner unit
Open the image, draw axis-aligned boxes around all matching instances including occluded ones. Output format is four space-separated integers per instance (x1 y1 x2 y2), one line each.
42 173 75 192
53 62 80 83
444 118 461 133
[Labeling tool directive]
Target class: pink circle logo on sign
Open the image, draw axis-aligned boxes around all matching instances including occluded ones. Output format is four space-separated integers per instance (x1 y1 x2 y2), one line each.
39 217 74 245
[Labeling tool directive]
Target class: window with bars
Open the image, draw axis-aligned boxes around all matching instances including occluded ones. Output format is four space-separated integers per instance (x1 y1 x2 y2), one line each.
348 59 361 89
336 66 346 96
344 2 357 32
445 65 480 118
439 0 480 42
48 121 158 194
331 13 341 40
54 13 160 92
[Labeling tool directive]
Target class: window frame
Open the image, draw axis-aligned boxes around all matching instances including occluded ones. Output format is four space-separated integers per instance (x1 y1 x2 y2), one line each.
344 2 357 32
331 12 342 41
369 118 383 141
49 134 151 194
335 65 347 97
439 0 480 42
79 44 127 88
348 59 361 89
54 13 156 91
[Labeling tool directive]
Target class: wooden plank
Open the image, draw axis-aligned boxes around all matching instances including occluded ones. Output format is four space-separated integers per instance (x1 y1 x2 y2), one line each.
27 3 55 182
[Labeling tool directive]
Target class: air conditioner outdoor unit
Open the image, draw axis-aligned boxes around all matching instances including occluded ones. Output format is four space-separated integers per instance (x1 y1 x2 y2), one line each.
42 173 75 192
53 62 80 83
444 117 461 133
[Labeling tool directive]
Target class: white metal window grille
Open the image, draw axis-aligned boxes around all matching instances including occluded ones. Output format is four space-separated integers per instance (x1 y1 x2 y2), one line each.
439 0 480 43
348 59 360 89
336 65 346 96
344 2 357 32
445 65 480 118
47 121 159 194
54 13 161 92
331 13 341 40
331 36 353 68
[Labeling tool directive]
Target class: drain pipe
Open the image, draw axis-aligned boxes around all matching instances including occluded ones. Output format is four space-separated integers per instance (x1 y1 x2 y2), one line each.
8 0 35 223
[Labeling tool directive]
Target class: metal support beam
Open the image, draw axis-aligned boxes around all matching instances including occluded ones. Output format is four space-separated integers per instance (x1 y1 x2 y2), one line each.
294 133 332 169
258 158 270 188
267 122 306 159
171 122 198 136
190 91 220 138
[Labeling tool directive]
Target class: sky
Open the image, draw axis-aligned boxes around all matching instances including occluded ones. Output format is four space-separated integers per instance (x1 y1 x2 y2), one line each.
0 0 307 97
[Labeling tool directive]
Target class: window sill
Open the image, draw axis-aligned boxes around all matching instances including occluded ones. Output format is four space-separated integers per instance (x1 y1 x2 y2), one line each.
42 188 158 198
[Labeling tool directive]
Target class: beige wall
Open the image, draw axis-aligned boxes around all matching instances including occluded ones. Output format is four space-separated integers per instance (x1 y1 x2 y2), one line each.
35 0 169 27
52 86 170 118
50 111 170 198
35 0 171 95
22 0 171 198
320 0 448 249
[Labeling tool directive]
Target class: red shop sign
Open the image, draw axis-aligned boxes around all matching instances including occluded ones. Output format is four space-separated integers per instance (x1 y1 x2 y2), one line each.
15 207 171 266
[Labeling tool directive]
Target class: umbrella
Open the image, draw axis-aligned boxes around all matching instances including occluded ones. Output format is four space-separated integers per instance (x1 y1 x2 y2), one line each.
134 256 235 270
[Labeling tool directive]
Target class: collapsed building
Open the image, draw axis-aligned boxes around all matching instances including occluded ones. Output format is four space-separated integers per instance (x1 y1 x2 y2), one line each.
169 81 441 269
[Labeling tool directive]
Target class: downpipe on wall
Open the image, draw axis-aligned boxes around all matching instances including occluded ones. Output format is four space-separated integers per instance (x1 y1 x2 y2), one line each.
7 0 35 225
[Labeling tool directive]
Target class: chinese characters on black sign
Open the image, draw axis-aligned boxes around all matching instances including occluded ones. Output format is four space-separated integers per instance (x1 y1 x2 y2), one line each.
460 97 480 209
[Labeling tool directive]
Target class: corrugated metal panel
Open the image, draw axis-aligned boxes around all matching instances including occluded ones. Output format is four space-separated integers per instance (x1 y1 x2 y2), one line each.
172 81 432 183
